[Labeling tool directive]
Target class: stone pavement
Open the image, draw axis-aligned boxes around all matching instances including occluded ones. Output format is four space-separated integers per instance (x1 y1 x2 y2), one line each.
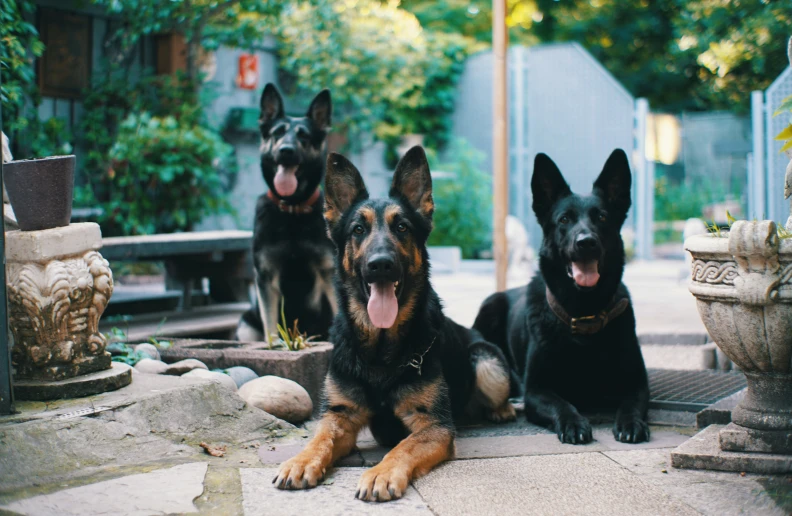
2 258 788 515
3 418 789 516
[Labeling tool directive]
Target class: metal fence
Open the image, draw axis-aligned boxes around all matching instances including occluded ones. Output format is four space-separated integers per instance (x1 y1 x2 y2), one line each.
453 43 638 252
762 66 792 223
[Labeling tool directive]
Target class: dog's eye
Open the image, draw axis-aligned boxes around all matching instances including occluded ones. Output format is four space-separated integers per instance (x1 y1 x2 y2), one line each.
559 216 570 225
396 223 407 233
353 224 365 235
271 126 286 138
599 213 607 223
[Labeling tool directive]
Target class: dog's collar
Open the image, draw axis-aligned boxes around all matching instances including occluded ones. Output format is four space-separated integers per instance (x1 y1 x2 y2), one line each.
266 188 321 215
545 287 629 335
399 335 437 376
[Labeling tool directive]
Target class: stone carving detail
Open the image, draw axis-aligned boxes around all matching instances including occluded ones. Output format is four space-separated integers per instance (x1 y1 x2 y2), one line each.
691 260 738 285
728 221 781 306
8 250 114 381
779 262 792 285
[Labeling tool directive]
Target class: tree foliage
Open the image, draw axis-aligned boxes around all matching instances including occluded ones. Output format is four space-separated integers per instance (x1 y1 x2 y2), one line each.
400 0 792 113
673 0 791 112
276 0 472 150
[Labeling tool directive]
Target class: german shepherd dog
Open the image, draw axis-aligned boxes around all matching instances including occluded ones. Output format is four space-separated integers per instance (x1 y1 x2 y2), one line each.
474 150 650 445
237 84 337 342
273 147 515 501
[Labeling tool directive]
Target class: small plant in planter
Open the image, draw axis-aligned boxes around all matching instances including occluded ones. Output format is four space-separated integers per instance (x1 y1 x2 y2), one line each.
268 299 317 351
106 326 172 366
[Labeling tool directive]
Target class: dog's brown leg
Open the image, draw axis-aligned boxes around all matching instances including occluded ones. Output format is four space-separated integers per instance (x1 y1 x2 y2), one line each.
274 379 369 490
356 379 455 502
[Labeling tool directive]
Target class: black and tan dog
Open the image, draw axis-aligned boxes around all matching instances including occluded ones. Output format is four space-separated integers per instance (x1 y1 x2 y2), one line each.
273 147 515 502
237 84 337 342
474 150 650 445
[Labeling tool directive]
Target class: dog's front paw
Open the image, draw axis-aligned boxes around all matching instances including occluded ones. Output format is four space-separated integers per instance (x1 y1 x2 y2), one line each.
355 463 410 502
272 455 325 490
555 414 593 444
613 416 650 443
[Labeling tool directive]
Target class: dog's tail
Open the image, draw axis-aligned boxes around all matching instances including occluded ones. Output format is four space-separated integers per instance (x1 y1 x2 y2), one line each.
473 292 521 397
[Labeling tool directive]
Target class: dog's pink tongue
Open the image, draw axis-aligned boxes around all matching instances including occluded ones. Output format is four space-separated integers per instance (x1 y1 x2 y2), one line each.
274 165 298 197
367 282 398 329
571 261 600 287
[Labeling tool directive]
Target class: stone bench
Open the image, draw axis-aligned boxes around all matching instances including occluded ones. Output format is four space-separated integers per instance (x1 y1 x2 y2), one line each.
102 230 254 310
100 230 254 340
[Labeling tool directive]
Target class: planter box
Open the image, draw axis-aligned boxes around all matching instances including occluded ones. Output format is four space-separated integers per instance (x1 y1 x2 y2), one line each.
160 340 332 413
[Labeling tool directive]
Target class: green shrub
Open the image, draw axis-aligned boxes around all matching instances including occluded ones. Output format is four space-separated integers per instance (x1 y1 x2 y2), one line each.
426 139 492 258
654 176 741 222
104 111 234 235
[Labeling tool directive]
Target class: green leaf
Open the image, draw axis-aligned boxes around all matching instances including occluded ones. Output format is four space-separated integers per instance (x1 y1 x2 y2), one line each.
773 95 792 117
774 124 792 141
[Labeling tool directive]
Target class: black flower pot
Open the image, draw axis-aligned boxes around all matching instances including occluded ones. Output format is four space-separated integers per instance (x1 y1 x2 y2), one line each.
4 155 75 231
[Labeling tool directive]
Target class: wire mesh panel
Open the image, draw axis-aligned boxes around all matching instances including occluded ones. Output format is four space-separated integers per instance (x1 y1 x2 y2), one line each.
648 368 746 412
765 66 792 223
452 43 636 251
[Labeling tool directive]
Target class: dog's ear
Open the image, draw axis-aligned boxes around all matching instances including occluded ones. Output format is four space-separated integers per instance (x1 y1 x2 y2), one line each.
260 83 285 126
593 149 632 220
390 146 433 221
325 153 369 227
531 153 571 222
307 89 331 131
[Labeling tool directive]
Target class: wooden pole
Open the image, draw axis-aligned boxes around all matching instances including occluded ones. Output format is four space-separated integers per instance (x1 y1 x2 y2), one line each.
492 0 509 291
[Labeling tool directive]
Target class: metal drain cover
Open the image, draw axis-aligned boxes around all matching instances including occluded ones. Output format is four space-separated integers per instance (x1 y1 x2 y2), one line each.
55 406 112 420
648 368 747 412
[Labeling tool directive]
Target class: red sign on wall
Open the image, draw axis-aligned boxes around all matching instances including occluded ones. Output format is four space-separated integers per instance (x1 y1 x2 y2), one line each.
236 54 259 90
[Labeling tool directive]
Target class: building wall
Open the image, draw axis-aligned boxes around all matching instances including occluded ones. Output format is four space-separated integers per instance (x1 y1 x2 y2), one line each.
198 44 279 231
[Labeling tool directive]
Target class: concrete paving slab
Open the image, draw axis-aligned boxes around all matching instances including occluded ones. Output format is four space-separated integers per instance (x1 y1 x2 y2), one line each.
671 425 792 474
240 468 433 516
1 462 208 516
257 440 364 467
605 448 791 516
413 452 697 515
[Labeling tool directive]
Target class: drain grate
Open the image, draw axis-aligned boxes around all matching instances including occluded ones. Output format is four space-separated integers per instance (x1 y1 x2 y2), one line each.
648 368 746 412
55 406 112 420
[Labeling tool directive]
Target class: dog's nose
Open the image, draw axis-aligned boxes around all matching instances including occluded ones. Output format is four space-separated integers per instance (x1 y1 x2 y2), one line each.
366 254 399 282
575 234 598 251
279 145 296 158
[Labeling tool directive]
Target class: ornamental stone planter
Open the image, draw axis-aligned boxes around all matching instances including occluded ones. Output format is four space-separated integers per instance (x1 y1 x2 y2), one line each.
672 220 792 473
3 155 75 231
160 339 332 414
7 222 130 400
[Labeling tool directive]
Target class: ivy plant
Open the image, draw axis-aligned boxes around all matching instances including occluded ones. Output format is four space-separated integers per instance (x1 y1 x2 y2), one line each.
0 0 45 156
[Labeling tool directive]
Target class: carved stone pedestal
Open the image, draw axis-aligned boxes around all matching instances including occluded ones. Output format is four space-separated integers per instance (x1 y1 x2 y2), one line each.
673 221 792 474
6 223 131 399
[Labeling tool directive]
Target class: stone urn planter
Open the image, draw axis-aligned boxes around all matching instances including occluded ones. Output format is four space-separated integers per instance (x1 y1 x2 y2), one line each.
3 154 75 231
673 220 792 472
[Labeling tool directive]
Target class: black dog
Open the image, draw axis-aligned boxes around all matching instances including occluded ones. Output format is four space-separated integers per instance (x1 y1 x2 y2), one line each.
474 150 650 444
274 147 515 502
237 84 336 342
